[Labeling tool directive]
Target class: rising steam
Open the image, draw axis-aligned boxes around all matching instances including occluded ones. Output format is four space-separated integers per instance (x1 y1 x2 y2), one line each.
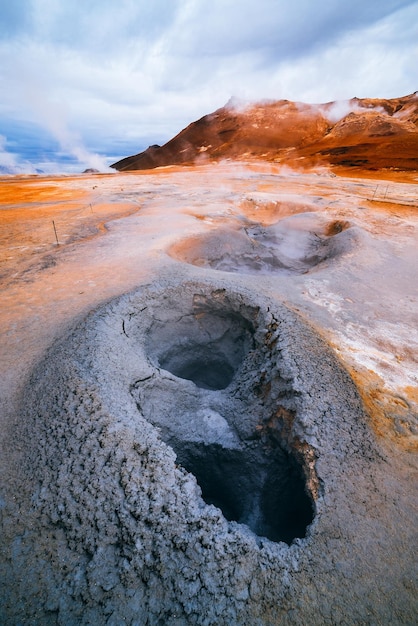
17 61 113 173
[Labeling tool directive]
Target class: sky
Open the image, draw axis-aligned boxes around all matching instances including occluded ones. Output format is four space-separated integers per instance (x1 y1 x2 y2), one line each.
0 0 417 173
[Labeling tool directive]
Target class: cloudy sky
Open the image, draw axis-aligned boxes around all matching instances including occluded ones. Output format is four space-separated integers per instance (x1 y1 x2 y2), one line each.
1 0 417 172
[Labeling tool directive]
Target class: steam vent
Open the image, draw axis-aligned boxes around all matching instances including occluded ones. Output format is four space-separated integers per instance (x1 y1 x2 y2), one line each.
8 277 411 625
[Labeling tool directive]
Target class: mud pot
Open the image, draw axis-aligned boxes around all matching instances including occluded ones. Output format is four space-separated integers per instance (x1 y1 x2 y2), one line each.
7 277 397 625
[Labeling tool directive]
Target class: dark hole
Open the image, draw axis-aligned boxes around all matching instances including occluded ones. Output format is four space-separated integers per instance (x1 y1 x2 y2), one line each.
164 354 235 390
260 455 315 545
159 348 236 390
151 310 254 391
175 443 314 545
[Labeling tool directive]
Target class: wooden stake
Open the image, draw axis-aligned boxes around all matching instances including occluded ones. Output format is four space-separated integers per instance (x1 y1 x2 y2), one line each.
52 220 59 246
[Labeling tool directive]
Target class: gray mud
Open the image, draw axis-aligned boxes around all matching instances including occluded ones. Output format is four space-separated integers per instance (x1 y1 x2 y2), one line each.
3 277 417 625
169 213 356 274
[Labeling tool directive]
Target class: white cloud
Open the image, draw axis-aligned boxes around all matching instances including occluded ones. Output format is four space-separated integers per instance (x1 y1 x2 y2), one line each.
0 0 417 171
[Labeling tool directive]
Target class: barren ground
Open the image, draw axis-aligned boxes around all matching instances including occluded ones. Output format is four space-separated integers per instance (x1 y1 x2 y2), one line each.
1 162 417 624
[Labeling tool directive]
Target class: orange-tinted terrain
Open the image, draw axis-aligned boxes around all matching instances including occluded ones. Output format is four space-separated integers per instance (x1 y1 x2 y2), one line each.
112 93 418 172
1 161 417 450
1 95 418 623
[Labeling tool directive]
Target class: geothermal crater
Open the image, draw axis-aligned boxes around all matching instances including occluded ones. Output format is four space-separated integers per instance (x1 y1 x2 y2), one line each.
169 213 355 274
14 279 382 624
133 292 315 544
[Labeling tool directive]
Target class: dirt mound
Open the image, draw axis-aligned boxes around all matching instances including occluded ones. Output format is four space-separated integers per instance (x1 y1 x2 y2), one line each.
9 279 401 624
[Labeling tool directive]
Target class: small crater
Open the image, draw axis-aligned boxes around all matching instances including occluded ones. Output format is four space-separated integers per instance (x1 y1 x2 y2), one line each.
160 351 235 390
138 288 317 544
325 220 351 236
147 302 254 390
168 213 353 275
175 441 314 545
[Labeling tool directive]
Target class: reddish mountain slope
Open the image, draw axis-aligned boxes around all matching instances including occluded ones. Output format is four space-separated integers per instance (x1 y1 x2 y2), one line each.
111 93 418 171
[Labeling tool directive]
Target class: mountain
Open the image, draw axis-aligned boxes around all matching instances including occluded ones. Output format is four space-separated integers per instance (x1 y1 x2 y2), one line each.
111 93 418 172
0 164 45 175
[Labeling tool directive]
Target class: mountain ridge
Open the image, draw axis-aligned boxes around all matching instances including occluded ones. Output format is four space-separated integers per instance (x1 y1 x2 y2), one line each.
111 93 418 171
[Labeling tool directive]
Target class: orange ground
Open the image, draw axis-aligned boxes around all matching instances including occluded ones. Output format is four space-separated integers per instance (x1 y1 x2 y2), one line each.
1 163 417 451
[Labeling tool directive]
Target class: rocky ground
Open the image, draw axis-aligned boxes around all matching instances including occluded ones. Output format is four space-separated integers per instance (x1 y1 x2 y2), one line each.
0 162 417 624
